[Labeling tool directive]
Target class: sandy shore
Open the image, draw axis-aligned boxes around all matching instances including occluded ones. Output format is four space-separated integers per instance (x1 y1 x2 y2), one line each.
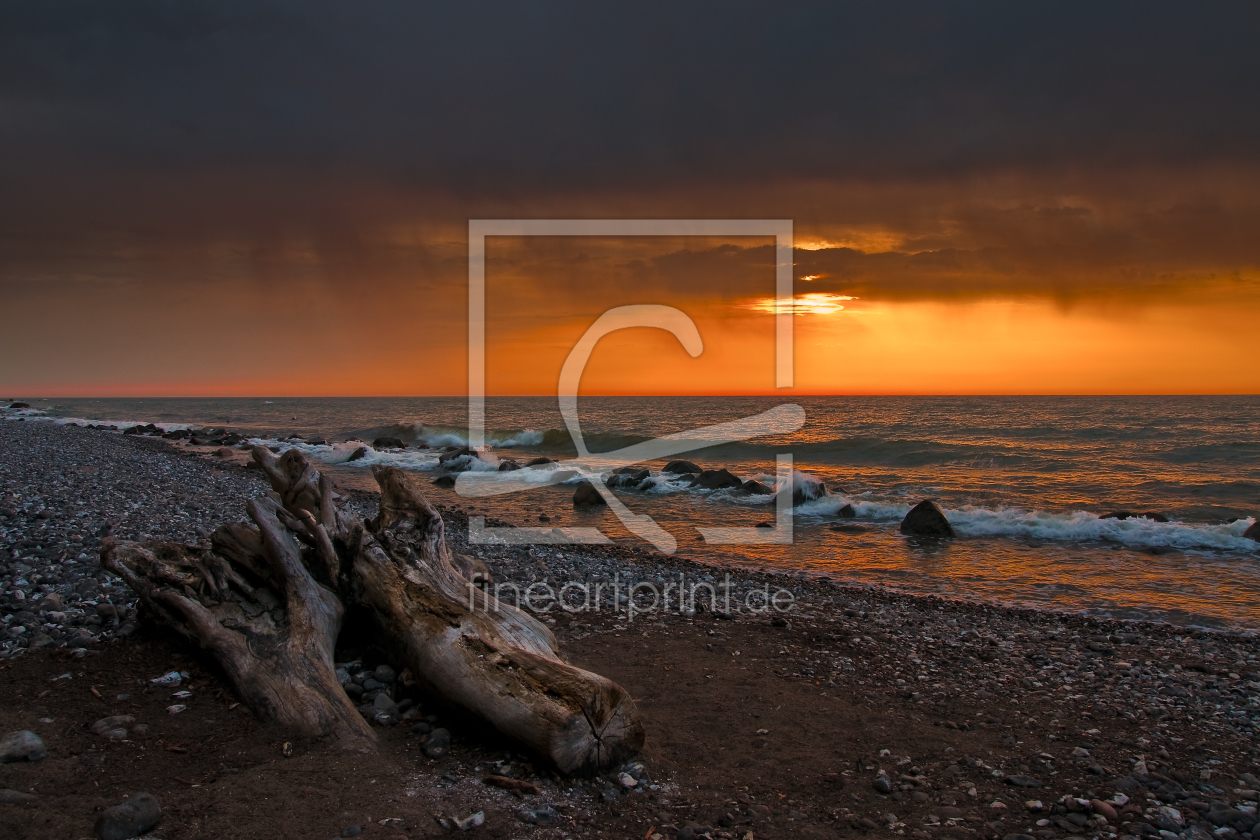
1 419 1259 840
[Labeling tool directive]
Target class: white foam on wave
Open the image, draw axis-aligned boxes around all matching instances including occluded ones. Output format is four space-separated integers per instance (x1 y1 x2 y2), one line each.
407 424 545 449
1 407 198 433
790 491 1260 553
247 438 445 471
946 506 1258 552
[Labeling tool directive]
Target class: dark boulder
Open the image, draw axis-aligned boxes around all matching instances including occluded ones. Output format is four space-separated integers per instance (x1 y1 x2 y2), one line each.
432 475 456 488
608 467 650 489
664 459 702 475
372 436 408 449
573 481 607 507
900 499 955 538
783 474 830 506
347 446 369 462
1244 520 1260 541
695 469 743 490
741 479 774 495
439 445 485 471
525 457 554 467
837 503 856 518
497 460 521 472
7 402 29 409
438 445 473 462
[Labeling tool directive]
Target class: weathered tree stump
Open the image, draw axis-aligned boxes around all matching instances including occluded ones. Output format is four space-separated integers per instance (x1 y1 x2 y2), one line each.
103 447 644 773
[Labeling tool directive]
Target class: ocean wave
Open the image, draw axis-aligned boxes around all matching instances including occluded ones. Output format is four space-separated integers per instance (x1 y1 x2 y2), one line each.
348 422 545 449
1 407 199 433
789 493 1260 553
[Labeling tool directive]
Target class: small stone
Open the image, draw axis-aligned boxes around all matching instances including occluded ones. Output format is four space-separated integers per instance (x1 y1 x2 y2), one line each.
373 664 397 684
92 716 135 736
619 772 638 788
0 731 46 763
411 722 431 735
93 792 162 840
1092 800 1118 821
373 693 398 715
1005 775 1041 788
423 727 451 759
341 826 362 838
0 789 37 804
519 805 560 825
874 774 894 794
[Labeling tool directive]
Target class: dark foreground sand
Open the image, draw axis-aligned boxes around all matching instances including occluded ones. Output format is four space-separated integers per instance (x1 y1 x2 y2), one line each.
1 420 1258 840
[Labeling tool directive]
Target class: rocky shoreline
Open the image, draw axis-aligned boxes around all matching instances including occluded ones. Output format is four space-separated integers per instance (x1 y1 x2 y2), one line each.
1 418 1259 840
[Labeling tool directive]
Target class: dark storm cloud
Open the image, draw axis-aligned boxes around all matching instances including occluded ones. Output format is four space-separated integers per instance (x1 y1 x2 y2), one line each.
2 1 1258 194
2 0 1259 311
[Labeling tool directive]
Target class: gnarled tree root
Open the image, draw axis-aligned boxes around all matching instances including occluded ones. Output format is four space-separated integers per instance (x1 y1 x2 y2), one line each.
102 447 644 773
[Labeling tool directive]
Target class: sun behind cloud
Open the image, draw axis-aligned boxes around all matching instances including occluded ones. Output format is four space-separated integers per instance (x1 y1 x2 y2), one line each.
745 293 857 315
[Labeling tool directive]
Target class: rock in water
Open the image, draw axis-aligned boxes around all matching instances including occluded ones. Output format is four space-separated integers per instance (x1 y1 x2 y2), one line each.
900 500 955 537
432 475 456 488
94 792 162 840
837 503 856 517
694 469 743 490
785 473 830 506
608 467 650 489
741 479 774 495
438 445 475 463
347 446 369 462
0 731 46 763
372 436 408 449
1244 520 1260 541
573 481 607 507
1102 510 1169 522
663 459 701 475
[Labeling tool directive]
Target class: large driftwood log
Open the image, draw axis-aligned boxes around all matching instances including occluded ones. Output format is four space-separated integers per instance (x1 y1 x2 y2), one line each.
102 495 373 747
102 447 644 773
355 465 643 773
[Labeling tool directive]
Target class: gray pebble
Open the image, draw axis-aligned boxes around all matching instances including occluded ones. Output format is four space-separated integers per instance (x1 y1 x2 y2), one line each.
423 727 451 759
0 730 46 763
93 792 161 840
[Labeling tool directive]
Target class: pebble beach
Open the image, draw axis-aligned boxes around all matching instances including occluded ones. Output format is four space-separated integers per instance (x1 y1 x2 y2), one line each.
2 417 1259 840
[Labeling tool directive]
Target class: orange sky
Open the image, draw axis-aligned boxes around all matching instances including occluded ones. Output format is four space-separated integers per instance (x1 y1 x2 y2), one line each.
4 224 1257 397
3 7 1259 396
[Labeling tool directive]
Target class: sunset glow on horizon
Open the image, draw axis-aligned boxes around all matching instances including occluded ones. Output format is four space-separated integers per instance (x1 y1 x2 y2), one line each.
1 6 1257 399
